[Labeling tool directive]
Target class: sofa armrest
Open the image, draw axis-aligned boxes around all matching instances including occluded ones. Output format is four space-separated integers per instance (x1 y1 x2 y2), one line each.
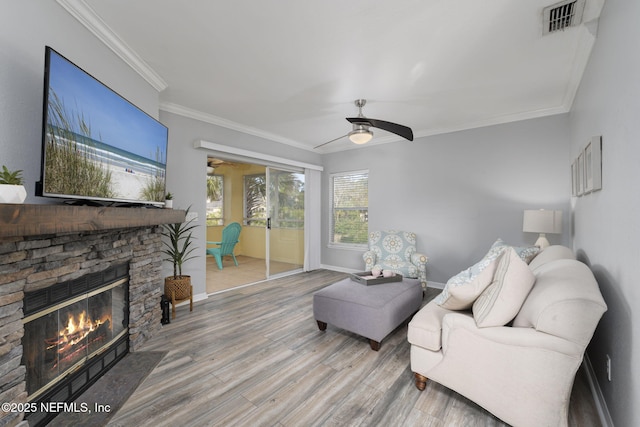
410 252 428 266
363 250 377 270
440 313 583 358
423 313 585 427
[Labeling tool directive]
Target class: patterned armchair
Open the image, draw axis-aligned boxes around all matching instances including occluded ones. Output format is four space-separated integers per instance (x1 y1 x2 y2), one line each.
363 230 428 287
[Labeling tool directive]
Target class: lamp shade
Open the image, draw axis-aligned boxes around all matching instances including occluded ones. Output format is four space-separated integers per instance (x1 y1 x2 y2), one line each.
348 129 373 144
523 210 562 249
523 209 562 234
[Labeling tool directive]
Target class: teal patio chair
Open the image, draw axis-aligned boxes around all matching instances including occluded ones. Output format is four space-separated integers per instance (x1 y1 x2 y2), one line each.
206 222 242 270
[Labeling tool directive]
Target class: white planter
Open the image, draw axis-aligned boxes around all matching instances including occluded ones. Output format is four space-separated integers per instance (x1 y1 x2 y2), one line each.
164 199 173 209
0 185 27 203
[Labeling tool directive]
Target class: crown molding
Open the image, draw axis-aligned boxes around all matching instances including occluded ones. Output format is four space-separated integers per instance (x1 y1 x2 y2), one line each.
416 105 571 139
160 101 313 152
56 0 168 92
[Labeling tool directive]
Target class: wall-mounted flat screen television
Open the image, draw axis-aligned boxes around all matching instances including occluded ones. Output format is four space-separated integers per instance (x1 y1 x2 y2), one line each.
37 46 168 207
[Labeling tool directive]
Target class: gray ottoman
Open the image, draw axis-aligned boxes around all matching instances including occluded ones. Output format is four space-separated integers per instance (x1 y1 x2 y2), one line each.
313 277 423 350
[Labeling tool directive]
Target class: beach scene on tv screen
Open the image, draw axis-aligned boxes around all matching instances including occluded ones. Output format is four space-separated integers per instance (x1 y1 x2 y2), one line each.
43 49 168 204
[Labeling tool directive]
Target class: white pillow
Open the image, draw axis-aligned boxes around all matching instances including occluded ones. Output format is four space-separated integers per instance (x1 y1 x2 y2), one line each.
473 247 536 327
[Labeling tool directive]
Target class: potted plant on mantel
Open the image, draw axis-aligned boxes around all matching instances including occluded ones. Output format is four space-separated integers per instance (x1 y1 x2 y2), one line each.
161 206 197 319
0 165 27 204
164 192 173 209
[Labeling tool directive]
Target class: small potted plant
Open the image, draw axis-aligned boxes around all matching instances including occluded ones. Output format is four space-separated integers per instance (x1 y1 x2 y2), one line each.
161 206 197 318
0 165 27 204
164 192 173 209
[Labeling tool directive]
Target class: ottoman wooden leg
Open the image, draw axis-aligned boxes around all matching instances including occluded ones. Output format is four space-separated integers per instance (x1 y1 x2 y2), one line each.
316 320 327 331
369 339 381 351
414 372 428 391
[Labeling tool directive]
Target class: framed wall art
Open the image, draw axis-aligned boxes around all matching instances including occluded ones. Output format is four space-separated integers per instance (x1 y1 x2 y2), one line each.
583 143 592 195
571 159 578 197
585 135 602 192
577 151 584 196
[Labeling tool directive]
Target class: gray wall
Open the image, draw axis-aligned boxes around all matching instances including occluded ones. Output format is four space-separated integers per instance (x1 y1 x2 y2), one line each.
569 0 640 425
1 1 160 201
321 115 572 284
160 111 322 298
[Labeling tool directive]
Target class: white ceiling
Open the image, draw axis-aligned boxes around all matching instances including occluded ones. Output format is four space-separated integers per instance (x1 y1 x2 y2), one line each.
62 0 604 153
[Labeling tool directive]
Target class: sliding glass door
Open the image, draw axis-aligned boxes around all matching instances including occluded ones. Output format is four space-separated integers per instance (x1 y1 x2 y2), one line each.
266 167 305 278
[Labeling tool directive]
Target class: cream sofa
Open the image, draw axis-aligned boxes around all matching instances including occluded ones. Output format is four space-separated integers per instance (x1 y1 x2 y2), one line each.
408 245 607 427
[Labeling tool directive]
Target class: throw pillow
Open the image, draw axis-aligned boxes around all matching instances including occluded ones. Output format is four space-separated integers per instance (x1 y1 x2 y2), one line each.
512 245 540 264
491 238 541 264
434 238 507 306
437 257 499 310
435 238 539 308
472 247 536 327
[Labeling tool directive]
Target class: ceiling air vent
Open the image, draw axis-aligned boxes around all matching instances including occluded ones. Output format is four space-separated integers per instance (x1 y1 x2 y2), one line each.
543 0 585 34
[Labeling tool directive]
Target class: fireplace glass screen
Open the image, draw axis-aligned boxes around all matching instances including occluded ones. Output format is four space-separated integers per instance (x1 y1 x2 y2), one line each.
23 280 127 397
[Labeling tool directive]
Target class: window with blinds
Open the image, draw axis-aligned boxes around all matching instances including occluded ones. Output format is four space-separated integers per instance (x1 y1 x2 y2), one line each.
330 170 368 247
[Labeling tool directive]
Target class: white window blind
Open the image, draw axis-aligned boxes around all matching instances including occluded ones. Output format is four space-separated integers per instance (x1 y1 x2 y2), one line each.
330 170 368 247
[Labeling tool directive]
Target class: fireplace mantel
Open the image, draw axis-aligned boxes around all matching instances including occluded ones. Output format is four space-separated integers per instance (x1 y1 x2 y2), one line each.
0 203 185 238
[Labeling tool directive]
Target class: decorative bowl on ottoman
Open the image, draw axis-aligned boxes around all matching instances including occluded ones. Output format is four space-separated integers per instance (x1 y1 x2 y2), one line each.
350 271 403 286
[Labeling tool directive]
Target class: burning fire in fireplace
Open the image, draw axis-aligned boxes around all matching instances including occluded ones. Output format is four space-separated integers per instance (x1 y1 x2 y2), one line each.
20 264 130 427
46 311 112 370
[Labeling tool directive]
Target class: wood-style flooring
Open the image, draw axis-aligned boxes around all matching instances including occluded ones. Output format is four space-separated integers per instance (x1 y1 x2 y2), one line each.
206 255 301 294
108 270 602 427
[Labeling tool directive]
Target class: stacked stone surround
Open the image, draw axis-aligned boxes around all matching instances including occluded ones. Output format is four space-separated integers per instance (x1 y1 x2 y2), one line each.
0 226 164 427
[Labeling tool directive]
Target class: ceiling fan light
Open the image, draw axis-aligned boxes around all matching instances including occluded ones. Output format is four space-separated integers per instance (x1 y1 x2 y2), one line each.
348 129 373 144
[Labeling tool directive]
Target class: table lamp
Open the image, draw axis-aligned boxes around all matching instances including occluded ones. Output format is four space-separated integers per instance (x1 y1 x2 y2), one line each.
523 209 562 248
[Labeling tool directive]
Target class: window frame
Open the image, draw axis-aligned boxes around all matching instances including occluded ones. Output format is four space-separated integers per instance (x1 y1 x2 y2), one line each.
206 174 224 226
328 169 369 250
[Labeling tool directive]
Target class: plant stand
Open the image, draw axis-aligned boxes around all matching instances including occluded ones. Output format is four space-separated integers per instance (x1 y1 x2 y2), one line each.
164 275 193 319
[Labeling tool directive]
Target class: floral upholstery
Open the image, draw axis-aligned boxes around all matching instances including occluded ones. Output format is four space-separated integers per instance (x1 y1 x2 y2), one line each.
363 230 428 287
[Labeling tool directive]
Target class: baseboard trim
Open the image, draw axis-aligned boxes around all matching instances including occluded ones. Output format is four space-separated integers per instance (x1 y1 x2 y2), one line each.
319 264 360 274
428 281 445 290
583 355 614 427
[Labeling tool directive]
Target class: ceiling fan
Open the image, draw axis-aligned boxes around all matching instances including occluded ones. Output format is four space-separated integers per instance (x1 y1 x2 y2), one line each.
207 157 238 174
314 99 414 149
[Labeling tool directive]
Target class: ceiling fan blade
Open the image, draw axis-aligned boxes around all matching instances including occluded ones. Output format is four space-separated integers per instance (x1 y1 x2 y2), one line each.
346 117 414 141
314 134 349 149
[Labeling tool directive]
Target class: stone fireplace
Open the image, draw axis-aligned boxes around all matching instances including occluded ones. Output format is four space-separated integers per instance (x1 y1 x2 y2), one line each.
0 204 184 426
